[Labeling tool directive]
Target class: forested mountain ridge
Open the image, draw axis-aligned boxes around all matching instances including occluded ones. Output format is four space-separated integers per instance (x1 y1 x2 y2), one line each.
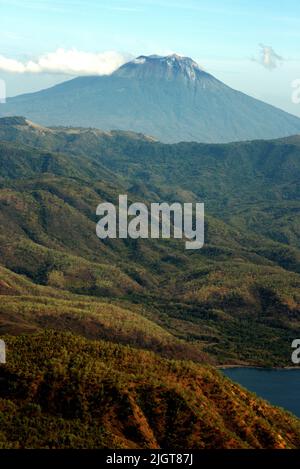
0 117 299 366
1 331 300 449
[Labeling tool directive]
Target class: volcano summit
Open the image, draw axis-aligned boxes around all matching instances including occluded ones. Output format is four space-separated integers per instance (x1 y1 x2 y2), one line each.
1 54 300 143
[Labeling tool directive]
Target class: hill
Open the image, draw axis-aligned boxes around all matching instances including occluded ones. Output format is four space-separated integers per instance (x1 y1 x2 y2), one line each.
0 118 299 366
1 331 300 449
1 117 300 448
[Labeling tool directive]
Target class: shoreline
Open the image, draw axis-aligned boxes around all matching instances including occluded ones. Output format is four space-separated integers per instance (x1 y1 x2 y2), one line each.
218 365 300 370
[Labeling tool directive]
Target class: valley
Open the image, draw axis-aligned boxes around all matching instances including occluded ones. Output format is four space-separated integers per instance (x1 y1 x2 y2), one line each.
0 116 299 367
0 116 300 448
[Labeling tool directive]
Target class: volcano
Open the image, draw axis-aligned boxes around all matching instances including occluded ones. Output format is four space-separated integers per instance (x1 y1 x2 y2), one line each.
1 54 300 143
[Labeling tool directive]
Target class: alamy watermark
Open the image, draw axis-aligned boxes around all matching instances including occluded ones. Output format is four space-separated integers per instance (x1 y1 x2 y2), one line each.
0 79 6 104
0 339 6 364
96 195 204 250
291 79 300 104
291 339 300 364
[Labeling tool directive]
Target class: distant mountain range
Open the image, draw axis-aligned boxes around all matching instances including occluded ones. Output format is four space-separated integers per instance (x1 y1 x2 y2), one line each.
1 54 300 143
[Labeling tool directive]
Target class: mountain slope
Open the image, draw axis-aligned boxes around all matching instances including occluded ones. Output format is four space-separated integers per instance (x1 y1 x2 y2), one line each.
1 55 300 143
1 116 300 250
0 122 300 366
1 119 300 449
1 330 300 449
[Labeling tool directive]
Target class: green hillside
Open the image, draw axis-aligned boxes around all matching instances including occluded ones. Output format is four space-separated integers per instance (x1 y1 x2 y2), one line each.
0 118 299 365
1 331 300 449
0 117 300 448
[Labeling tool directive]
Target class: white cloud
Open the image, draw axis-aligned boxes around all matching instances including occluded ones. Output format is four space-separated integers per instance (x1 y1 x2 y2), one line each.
252 44 284 70
0 49 129 76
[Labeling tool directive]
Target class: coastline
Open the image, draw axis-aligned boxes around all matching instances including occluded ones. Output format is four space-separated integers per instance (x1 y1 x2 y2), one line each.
218 365 300 370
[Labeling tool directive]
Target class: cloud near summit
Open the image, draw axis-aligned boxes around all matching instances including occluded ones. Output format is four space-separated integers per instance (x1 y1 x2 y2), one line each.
0 49 129 76
252 44 284 70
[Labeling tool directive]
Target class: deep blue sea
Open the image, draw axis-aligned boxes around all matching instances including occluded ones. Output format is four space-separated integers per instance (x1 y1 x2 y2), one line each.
222 368 300 417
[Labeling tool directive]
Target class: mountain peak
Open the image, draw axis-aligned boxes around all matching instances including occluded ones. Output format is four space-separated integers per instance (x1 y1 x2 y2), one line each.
0 116 28 126
113 53 206 81
2 54 300 144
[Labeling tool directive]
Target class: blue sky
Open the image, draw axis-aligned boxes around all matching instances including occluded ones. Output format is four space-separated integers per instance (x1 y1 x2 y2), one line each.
1 0 300 115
